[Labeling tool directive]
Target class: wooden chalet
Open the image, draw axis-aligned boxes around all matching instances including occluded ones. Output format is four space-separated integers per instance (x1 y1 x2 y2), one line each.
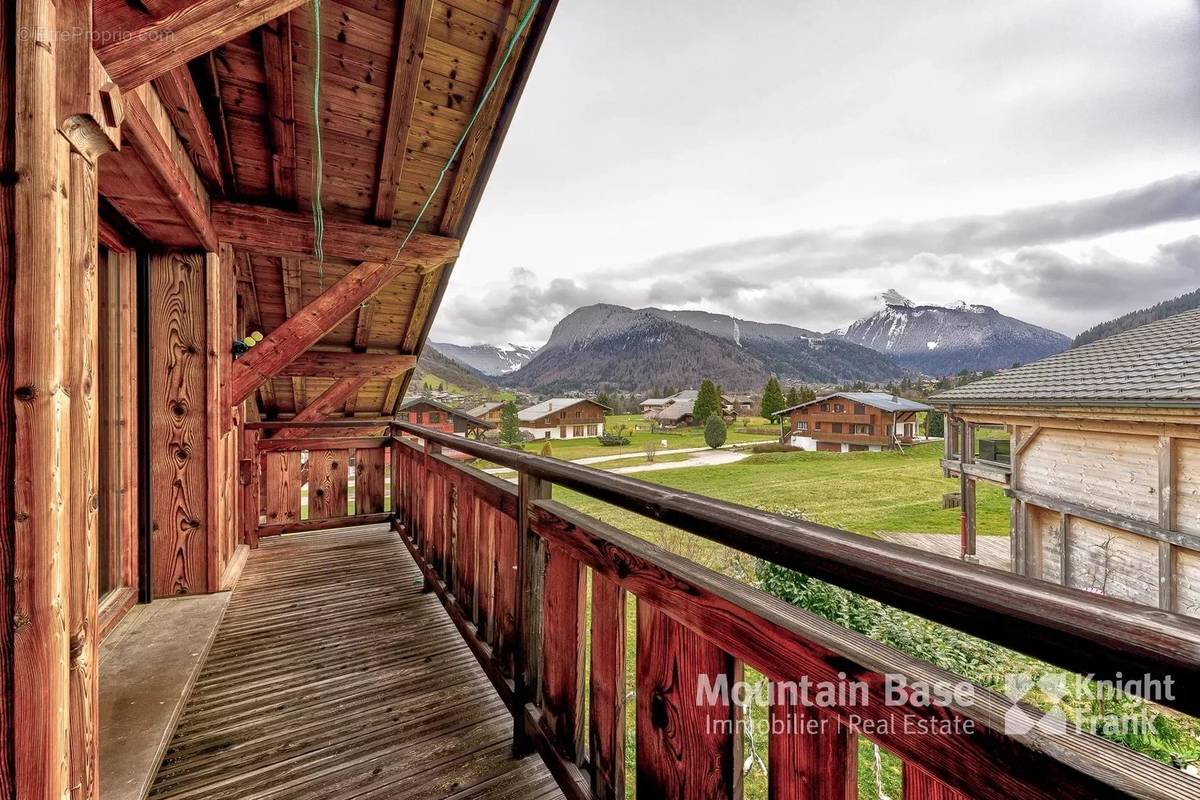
517 397 608 439
466 399 505 424
2 2 1199 800
934 308 1200 618
398 398 493 438
777 391 932 452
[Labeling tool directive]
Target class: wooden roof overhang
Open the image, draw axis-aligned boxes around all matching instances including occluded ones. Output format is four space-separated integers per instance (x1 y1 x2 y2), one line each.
92 0 557 421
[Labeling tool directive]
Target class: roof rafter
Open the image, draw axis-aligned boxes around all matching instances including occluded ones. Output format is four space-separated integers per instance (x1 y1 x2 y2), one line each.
152 66 225 192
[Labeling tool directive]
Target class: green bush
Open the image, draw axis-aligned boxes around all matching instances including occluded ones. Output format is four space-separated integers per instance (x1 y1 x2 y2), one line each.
539 440 553 457
597 434 631 447
703 414 727 449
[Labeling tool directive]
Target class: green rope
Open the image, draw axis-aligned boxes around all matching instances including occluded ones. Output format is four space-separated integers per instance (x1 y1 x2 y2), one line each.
392 0 541 256
310 0 327 286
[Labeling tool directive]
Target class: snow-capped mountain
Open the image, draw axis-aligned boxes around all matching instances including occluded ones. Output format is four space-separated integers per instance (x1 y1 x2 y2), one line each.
428 341 538 376
830 290 1070 375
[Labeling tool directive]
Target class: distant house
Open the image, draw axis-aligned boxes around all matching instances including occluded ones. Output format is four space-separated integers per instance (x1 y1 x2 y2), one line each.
642 389 699 420
397 399 494 439
655 399 696 428
466 401 504 425
518 398 609 439
932 308 1200 616
640 397 671 415
775 392 932 452
722 394 755 417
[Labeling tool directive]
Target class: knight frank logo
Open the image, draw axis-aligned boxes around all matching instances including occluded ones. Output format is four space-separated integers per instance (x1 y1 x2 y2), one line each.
1003 673 1069 735
1002 672 1173 738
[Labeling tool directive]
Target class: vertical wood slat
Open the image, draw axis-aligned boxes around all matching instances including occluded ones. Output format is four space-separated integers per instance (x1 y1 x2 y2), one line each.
455 484 477 618
263 451 301 525
589 573 626 800
390 438 401 522
307 449 348 519
636 601 738 799
477 501 497 643
115 250 140 585
494 511 519 677
1158 435 1176 612
12 0 72 790
768 698 855 800
514 472 551 754
540 544 586 762
0 0 13 789
355 446 385 515
903 762 970 799
241 428 260 547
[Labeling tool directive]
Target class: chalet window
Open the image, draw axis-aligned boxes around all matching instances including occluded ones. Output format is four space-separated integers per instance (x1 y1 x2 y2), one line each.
399 412 410 422
832 422 843 433
560 426 567 437
573 425 585 437
834 403 844 412
587 424 598 436
820 404 829 412
429 412 440 423
854 403 866 415
814 422 822 432
797 421 808 432
576 411 582 418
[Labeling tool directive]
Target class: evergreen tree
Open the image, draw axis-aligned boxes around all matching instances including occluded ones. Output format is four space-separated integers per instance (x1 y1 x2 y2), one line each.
693 379 721 425
596 391 612 412
799 385 816 403
759 377 786 419
927 410 944 437
499 401 521 445
704 414 727 449
785 386 802 407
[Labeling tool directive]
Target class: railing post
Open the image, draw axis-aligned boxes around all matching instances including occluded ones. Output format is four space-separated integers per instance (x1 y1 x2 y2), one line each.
421 437 441 592
513 471 550 756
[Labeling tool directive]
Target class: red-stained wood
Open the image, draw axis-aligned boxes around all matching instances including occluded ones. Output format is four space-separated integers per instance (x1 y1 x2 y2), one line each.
356 447 387 515
769 699 856 800
477 500 498 644
454 482 476 615
149 251 209 597
257 436 388 454
151 66 224 191
263 451 301 526
241 428 261 548
307 449 349 519
97 211 132 253
635 600 737 800
229 260 422 405
274 351 417 379
68 152 100 800
260 15 297 202
493 512 519 676
271 377 370 441
211 201 460 264
374 0 434 222
121 90 217 251
205 250 225 592
12 2 72 792
904 764 971 800
540 544 586 762
115 249 140 590
95 0 310 88
589 573 626 800
258 512 391 538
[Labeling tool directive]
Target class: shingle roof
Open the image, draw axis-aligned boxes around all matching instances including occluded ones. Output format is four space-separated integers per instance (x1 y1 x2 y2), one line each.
774 392 932 417
398 398 494 428
465 401 502 417
656 399 696 422
931 307 1200 407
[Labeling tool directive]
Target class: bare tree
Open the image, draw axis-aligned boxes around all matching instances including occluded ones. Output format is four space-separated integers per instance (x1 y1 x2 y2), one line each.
644 439 659 462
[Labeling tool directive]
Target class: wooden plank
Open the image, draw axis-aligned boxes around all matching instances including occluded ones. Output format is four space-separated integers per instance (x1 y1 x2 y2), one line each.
588 573 626 800
68 152 101 800
275 351 417 378
151 66 224 191
121 90 217 251
115 249 140 589
356 447 387 514
308 449 349 519
768 700 855 800
258 436 388 454
635 601 736 799
241 428 261 548
12 0 72 792
1010 488 1200 554
261 15 297 201
0 1 15 791
374 0 434 222
401 267 442 352
212 201 460 264
258 512 391 537
513 471 551 754
904 763 971 800
230 260 428 404
539 544 585 762
263 451 301 525
95 0 310 88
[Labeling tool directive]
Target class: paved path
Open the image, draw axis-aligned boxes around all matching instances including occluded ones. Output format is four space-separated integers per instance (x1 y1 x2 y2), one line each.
482 443 744 474
608 449 749 475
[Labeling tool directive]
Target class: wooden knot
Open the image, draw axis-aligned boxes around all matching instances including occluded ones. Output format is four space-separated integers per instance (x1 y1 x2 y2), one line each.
650 691 669 729
14 386 34 402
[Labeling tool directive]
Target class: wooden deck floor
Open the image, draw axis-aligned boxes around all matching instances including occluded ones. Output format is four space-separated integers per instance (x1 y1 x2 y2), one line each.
147 524 563 800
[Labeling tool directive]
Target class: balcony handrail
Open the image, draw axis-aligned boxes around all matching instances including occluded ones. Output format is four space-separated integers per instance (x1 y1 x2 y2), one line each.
393 421 1200 718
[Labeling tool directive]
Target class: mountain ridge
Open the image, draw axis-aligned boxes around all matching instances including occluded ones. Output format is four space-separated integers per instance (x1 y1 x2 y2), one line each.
429 340 538 375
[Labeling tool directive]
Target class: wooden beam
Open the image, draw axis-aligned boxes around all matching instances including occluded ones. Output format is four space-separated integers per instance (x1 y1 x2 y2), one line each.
373 0 434 223
152 66 224 191
246 417 393 431
211 201 459 265
275 352 416 379
200 52 238 194
231 259 431 405
121 90 218 250
273 377 370 441
279 256 305 410
401 267 443 352
96 0 310 89
260 16 297 202
233 250 275 412
257 436 389 454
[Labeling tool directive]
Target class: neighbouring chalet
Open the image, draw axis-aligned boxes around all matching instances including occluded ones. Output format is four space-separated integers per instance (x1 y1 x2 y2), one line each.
655 399 697 428
466 400 505 424
2 2 1196 799
644 389 746 424
776 392 932 452
397 399 494 439
519 398 609 439
933 308 1200 617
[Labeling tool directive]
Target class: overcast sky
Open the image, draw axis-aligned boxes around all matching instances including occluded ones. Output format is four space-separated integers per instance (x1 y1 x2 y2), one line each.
431 0 1200 346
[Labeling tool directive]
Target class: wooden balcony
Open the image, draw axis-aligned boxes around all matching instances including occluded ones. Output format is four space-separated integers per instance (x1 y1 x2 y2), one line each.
102 423 1200 800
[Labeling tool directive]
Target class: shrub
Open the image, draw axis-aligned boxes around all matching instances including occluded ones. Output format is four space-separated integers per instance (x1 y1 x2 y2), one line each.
749 442 802 453
539 441 553 457
704 414 727 449
597 434 631 447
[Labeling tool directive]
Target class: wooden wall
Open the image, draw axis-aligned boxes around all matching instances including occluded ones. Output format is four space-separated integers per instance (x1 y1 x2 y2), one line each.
148 248 241 597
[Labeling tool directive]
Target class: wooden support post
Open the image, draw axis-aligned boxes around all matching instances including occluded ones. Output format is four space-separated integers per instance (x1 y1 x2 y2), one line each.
768 699 855 800
271 377 370 441
589 574 626 800
1158 435 1176 612
958 420 977 561
513 472 551 756
1059 513 1071 588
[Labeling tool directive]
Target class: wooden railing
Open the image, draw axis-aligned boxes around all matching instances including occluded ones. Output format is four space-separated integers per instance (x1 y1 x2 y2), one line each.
241 419 394 546
392 423 1200 800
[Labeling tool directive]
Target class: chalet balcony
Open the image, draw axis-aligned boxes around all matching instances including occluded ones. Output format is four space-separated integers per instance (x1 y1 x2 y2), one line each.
98 420 1200 800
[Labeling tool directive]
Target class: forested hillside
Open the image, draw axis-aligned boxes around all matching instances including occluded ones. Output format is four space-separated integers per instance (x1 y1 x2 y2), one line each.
1072 288 1200 348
